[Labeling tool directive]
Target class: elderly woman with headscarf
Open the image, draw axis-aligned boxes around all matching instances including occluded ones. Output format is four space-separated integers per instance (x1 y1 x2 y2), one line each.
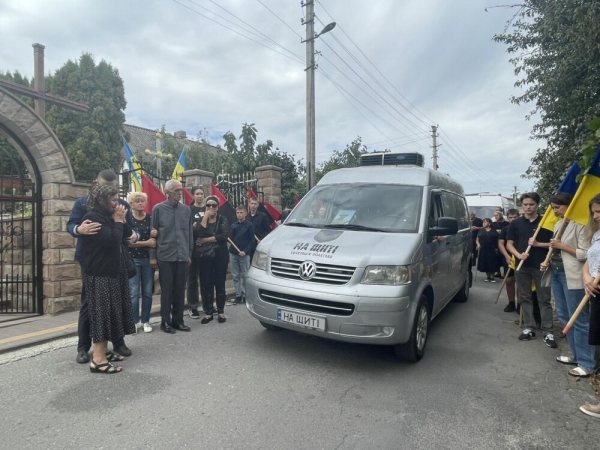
80 184 136 374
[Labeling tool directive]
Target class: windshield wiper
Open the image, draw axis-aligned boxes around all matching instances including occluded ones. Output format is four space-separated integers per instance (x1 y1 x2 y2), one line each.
324 224 387 232
285 222 315 228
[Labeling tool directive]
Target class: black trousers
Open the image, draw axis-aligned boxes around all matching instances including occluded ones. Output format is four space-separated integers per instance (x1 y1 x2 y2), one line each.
186 256 202 310
199 252 229 315
77 282 124 351
158 261 189 326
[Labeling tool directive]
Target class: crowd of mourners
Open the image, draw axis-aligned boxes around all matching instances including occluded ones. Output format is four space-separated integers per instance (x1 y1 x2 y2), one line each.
68 170 271 374
67 171 599 418
470 192 600 419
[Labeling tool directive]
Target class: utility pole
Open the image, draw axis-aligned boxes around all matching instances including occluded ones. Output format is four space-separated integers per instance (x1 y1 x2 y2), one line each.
513 185 518 205
304 1 316 190
301 2 335 191
431 125 439 171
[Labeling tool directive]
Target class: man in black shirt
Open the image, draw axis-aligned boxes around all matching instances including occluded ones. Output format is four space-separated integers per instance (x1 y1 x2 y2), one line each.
248 197 272 241
507 192 554 344
188 186 206 319
470 211 484 263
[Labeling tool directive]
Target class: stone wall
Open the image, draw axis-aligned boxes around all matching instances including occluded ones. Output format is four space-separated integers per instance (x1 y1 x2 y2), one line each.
41 183 89 314
255 165 282 211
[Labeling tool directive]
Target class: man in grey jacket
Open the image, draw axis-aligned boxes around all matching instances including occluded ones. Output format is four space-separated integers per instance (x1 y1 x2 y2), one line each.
150 179 194 333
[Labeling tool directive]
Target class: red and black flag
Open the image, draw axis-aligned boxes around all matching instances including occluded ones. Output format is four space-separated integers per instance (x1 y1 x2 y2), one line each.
183 186 194 206
210 183 237 227
142 175 167 214
247 185 280 229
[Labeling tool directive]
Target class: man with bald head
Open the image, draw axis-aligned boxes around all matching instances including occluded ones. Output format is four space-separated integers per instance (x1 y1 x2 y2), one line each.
150 179 194 334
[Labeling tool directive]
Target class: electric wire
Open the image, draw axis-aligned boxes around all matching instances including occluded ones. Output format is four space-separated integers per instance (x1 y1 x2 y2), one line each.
318 53 424 141
172 0 304 65
256 0 303 40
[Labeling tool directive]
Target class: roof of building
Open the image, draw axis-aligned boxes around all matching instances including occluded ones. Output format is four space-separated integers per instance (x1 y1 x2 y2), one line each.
123 123 223 156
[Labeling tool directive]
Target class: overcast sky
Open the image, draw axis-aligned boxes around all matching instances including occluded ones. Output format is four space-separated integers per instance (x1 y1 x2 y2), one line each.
1 0 540 196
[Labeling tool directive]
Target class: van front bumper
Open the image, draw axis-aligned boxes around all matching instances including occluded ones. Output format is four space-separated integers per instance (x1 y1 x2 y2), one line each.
245 272 415 346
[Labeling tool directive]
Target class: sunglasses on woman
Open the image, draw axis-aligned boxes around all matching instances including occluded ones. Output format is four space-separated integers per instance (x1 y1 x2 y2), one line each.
206 203 218 209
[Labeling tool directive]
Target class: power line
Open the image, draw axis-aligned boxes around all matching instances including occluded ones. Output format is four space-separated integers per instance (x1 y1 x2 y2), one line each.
256 0 303 40
172 0 304 65
317 68 394 142
318 53 424 141
317 38 429 136
316 0 436 127
190 0 305 62
206 0 303 60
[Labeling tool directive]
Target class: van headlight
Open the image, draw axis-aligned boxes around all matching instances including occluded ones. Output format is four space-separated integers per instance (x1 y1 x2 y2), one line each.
361 265 411 285
252 250 268 271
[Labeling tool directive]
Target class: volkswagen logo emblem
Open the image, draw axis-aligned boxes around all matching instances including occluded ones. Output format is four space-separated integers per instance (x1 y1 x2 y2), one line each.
299 260 317 280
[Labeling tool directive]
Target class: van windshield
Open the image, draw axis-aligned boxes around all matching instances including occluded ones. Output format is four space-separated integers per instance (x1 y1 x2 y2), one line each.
286 183 422 233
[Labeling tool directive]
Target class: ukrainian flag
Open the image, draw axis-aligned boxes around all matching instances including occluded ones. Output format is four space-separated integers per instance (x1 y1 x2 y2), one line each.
172 149 186 181
565 146 600 225
122 138 142 192
539 162 581 231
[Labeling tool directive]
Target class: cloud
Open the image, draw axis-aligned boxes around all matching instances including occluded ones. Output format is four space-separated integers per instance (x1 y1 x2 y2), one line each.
1 0 540 195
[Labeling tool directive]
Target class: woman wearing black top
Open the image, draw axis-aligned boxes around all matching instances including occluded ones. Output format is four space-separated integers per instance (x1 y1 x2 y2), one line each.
477 218 500 282
81 184 136 374
195 196 230 324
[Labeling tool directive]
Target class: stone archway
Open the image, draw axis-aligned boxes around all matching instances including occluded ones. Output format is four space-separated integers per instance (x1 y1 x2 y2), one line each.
0 87 87 315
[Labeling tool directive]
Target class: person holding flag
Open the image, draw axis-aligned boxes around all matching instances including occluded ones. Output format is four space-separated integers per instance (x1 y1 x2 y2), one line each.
506 192 554 343
579 194 600 418
540 193 592 360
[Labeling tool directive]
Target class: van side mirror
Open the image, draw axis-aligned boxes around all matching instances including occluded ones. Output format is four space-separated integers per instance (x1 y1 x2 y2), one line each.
428 217 459 237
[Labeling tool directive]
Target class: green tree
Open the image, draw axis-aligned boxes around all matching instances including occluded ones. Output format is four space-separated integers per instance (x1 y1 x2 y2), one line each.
493 1 600 202
45 53 127 181
316 137 367 182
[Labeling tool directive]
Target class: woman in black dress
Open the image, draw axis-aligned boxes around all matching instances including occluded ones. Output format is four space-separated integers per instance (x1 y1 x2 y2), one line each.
195 196 230 324
476 218 499 282
81 185 136 374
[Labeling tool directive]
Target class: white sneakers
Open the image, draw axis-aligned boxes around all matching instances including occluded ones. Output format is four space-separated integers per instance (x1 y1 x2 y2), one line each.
143 322 153 333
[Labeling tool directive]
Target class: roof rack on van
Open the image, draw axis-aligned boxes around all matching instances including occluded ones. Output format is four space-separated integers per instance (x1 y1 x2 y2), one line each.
360 152 425 167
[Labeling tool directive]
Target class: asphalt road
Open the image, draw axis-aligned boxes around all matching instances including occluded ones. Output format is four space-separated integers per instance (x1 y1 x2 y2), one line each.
1 277 599 450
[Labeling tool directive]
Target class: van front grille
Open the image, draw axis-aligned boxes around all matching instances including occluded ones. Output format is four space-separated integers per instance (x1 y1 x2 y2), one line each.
270 258 355 285
259 289 355 316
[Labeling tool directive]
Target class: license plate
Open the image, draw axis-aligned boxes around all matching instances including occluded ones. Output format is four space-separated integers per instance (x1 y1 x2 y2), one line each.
277 309 326 332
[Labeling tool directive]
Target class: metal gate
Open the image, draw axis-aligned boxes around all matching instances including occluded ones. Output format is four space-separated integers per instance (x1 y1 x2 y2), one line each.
216 172 263 207
0 129 42 317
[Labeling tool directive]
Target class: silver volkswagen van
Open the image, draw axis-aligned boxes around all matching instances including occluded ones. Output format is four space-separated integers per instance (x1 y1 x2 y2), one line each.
246 153 472 361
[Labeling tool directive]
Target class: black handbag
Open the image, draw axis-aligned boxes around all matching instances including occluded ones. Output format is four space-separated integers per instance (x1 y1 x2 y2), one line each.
195 243 218 260
122 244 138 279
194 216 221 260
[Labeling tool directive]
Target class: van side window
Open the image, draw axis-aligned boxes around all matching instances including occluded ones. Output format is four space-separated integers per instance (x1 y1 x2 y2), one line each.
429 194 443 228
440 192 469 230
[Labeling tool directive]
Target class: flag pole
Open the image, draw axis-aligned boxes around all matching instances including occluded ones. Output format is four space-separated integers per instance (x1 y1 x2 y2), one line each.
562 274 600 334
541 219 569 267
228 238 242 254
494 268 512 304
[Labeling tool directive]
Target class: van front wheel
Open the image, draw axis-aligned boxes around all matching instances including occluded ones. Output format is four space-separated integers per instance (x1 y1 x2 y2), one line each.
394 295 429 362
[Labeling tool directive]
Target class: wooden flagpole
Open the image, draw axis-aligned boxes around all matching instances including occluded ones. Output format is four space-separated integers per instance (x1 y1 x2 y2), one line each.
494 268 512 304
562 274 600 334
541 219 569 267
228 238 242 254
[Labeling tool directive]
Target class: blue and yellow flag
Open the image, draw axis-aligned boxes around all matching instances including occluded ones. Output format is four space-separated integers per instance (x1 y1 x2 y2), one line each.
565 146 600 225
172 148 186 181
122 138 142 192
539 162 581 231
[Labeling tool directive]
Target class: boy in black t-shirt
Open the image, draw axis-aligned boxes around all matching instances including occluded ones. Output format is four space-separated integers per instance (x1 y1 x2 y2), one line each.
507 192 554 345
188 186 206 319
